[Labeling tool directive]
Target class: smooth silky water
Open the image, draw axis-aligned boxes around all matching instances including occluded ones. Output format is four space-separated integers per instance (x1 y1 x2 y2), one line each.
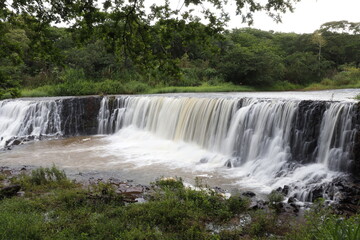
1 89 359 200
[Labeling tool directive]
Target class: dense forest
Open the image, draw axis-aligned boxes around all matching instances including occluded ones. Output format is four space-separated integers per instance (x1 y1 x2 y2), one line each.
1 0 360 98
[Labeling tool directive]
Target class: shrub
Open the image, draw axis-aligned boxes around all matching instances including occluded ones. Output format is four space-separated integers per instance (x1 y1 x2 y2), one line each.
124 81 150 94
12 166 74 193
289 202 360 240
268 190 284 204
30 166 67 185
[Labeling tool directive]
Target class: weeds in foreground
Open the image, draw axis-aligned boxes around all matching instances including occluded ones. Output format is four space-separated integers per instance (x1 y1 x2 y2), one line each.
289 199 360 240
0 167 359 239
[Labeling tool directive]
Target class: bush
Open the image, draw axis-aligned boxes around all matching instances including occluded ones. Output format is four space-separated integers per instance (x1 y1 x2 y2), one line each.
94 79 126 95
30 166 67 185
268 190 284 204
289 203 360 240
124 81 150 94
12 166 74 193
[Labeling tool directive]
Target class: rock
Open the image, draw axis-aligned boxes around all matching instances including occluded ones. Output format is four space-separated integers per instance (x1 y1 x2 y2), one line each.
125 186 143 194
282 185 290 195
290 101 326 164
17 191 25 197
199 158 208 163
12 139 22 146
281 202 300 215
242 191 256 198
249 200 266 210
287 197 297 203
135 197 146 203
331 177 360 215
224 160 232 168
0 185 21 198
109 178 122 186
310 187 323 202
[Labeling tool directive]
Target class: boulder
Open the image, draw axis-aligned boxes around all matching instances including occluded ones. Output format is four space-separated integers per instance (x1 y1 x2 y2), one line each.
242 191 256 198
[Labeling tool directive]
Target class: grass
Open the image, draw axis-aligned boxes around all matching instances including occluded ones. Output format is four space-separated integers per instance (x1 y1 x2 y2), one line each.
10 67 360 99
18 82 256 98
146 82 256 94
1 166 359 239
305 67 360 91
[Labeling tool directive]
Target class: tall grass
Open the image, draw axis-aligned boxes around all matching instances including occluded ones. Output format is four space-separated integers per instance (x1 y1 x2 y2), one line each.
305 67 360 90
1 166 359 239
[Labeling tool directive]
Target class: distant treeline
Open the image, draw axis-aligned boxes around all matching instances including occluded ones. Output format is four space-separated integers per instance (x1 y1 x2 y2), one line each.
1 0 360 97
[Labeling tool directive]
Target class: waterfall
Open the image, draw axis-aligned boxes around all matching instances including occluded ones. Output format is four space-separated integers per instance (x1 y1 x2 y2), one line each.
0 95 357 202
0 97 101 149
98 96 356 171
98 96 357 200
0 100 62 148
316 102 355 171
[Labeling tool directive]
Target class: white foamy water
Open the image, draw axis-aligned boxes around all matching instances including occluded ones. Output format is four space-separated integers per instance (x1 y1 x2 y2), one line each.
1 89 359 201
0 100 62 148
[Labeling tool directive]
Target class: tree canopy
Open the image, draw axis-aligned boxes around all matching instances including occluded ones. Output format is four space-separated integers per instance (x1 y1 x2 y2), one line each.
1 0 360 97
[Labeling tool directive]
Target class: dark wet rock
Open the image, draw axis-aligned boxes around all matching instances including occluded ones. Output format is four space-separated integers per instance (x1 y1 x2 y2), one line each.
249 200 267 210
60 97 102 136
282 185 290 195
275 202 300 215
290 101 327 164
213 186 226 194
224 160 232 168
242 191 256 198
199 158 208 163
331 177 360 215
310 186 324 202
0 185 21 198
12 139 22 146
287 197 297 203
3 135 39 150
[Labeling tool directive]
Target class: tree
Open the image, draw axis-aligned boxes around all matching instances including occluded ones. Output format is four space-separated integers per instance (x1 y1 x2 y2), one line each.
320 21 360 34
217 30 284 86
284 52 332 84
311 30 327 76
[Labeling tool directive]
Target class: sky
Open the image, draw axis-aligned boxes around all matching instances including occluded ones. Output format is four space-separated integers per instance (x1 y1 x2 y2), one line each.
225 0 360 33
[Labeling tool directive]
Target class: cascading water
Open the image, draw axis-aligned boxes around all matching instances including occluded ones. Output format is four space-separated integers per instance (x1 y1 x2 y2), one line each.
0 97 101 149
98 96 357 201
0 100 62 148
316 103 355 172
0 93 357 202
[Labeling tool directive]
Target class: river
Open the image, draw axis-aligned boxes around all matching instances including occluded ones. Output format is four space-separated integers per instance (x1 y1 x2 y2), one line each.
1 89 359 200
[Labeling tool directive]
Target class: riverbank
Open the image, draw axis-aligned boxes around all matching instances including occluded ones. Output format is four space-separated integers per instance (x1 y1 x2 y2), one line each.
0 166 359 240
0 67 357 100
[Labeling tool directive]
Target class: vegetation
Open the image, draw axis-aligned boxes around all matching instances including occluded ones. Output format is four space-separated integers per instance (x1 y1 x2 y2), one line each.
0 0 359 98
0 167 359 239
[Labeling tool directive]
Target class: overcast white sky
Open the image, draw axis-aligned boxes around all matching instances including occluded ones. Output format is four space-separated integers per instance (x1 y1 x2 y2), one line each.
226 0 360 33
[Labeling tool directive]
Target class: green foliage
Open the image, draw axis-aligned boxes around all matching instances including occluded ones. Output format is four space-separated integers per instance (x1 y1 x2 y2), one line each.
0 198 44 240
0 0 359 96
289 201 360 240
306 67 360 90
217 30 285 86
124 81 150 94
268 190 284 204
12 166 75 194
148 83 255 94
2 168 360 240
